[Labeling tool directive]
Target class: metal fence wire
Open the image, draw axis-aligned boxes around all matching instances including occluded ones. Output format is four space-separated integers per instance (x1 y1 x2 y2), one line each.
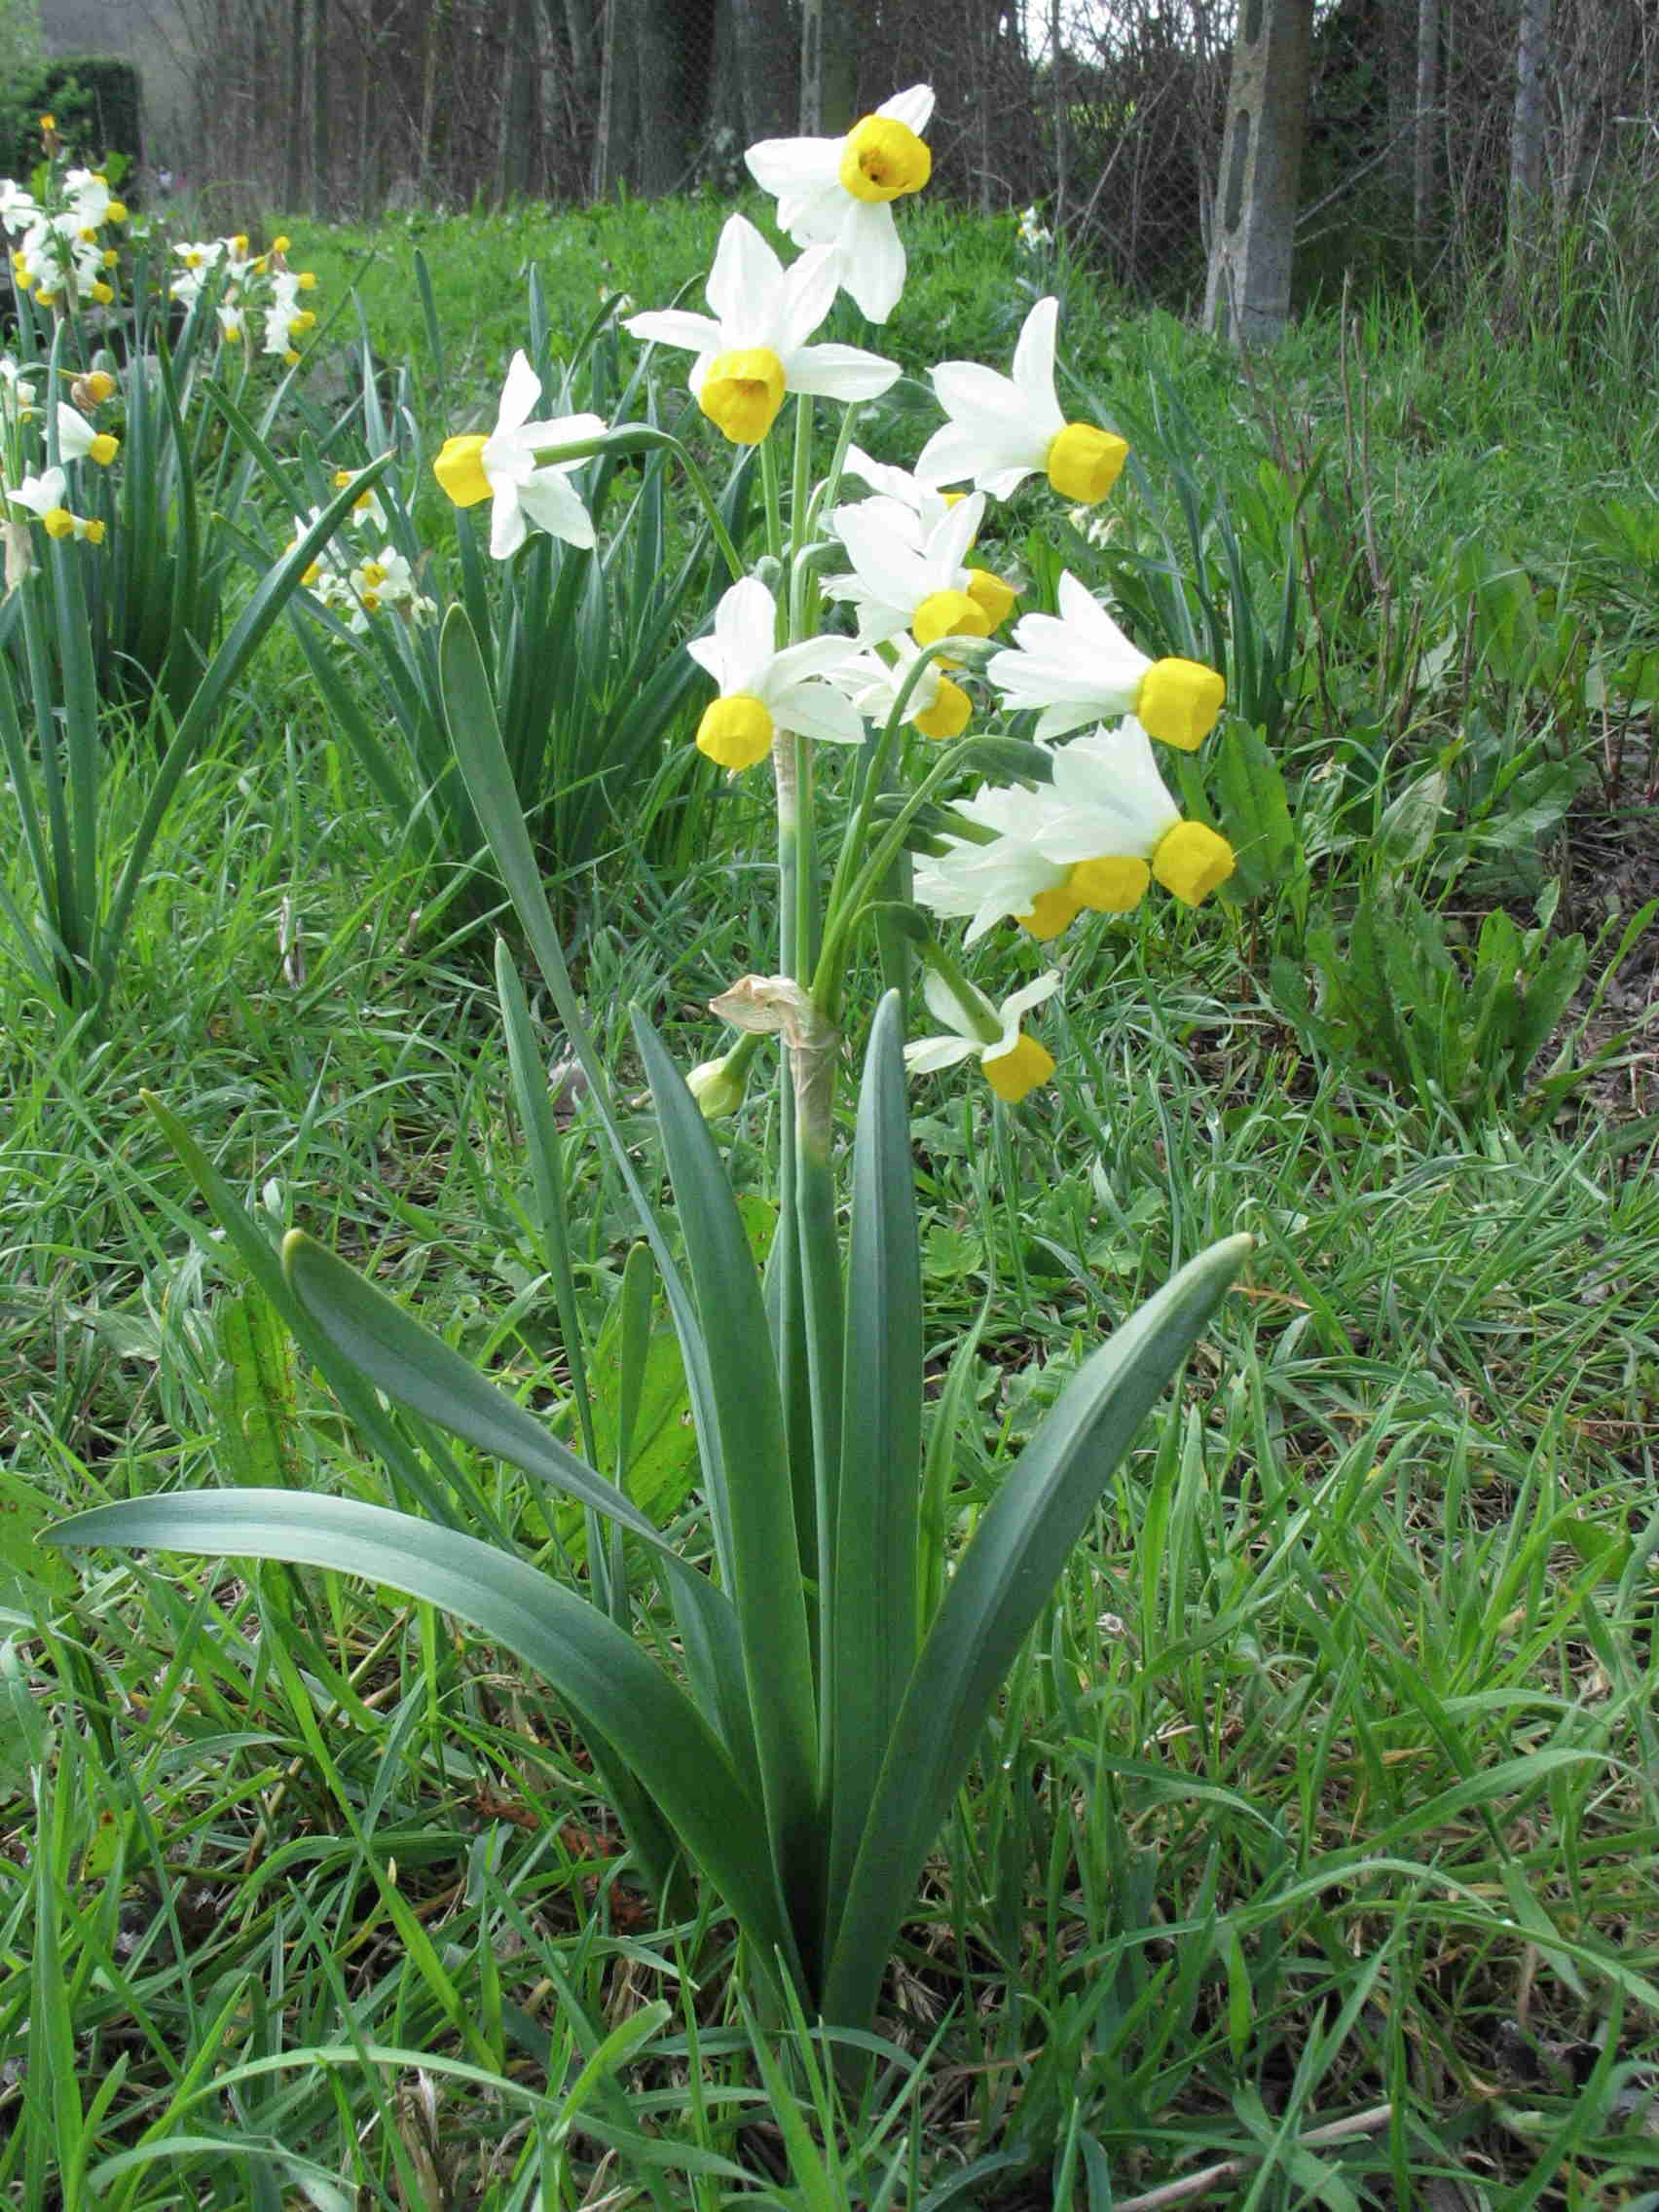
185 0 1659 306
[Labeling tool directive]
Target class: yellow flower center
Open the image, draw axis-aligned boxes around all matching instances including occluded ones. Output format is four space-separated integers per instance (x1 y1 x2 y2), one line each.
965 568 1017 629
107 200 129 224
273 235 291 253
360 563 387 588
433 433 492 506
84 371 117 402
89 433 119 465
1135 657 1226 751
91 281 114 306
982 1032 1055 1103
696 692 775 771
1068 856 1151 912
43 507 74 538
839 115 932 203
913 675 972 739
1151 821 1235 906
301 560 321 587
699 349 787 444
83 518 106 544
912 589 992 649
1045 423 1128 504
297 271 317 290
1016 886 1082 940
102 248 118 268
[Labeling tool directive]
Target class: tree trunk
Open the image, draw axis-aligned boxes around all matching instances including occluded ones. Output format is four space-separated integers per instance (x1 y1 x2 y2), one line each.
1413 0 1439 244
633 0 713 189
728 0 795 143
284 0 305 206
1202 0 1314 344
1509 0 1551 209
798 0 822 132
310 0 328 215
1384 0 1416 205
498 0 539 201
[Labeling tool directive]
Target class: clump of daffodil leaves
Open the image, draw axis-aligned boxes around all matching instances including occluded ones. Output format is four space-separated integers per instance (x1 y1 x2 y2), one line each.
51 93 1252 2041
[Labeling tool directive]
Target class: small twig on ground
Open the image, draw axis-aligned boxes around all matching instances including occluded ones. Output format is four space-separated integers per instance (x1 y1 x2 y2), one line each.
1114 2104 1393 2211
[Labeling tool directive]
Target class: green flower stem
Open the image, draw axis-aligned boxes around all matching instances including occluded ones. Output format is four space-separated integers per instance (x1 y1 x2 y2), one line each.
788 394 817 645
528 427 747 583
813 732 984 1026
914 935 1003 1047
759 431 784 566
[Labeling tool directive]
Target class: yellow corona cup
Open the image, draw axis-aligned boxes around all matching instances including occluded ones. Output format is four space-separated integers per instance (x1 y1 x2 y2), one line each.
1136 658 1227 751
839 116 932 203
1151 821 1235 906
699 349 787 444
697 692 775 771
433 434 491 507
1045 423 1128 504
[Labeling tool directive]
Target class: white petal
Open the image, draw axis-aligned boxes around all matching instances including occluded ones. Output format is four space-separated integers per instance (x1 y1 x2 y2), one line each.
713 575 778 689
489 483 528 561
496 350 542 436
1000 971 1062 1023
769 633 867 688
624 308 722 356
922 967 977 1037
877 85 935 132
705 214 783 336
517 470 595 549
777 244 841 354
1011 297 1060 404
904 1033 977 1075
784 341 901 402
774 680 866 746
834 202 905 323
932 358 1021 424
517 410 607 463
745 135 842 197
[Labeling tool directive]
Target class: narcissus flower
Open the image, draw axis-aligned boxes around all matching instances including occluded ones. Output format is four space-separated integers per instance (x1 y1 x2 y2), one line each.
745 86 934 323
431 350 604 560
917 297 1128 504
55 403 119 465
848 634 974 740
826 491 995 647
624 215 898 444
913 719 1235 940
9 466 101 541
987 571 1226 751
903 969 1061 1103
687 576 866 770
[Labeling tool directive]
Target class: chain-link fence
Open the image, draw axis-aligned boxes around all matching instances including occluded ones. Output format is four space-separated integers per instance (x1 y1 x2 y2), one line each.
178 0 1659 307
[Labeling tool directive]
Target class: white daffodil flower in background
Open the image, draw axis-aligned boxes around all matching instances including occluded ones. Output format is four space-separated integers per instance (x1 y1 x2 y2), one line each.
9 465 101 542
987 569 1226 751
430 350 605 560
827 490 1012 649
912 780 1071 942
916 296 1128 505
903 967 1061 1103
745 86 934 323
687 575 867 770
624 214 899 445
333 467 389 535
55 402 119 467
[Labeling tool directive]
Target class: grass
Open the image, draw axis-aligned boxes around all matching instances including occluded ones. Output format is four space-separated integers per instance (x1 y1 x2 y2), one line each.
3 186 1658 2206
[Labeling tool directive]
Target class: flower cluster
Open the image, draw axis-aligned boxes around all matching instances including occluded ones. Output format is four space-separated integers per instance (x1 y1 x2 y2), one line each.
286 472 435 634
171 233 321 364
430 89 1237 1107
0 122 131 312
1 360 121 574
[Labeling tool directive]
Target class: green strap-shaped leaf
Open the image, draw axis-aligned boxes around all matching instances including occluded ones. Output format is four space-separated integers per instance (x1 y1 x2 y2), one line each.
822 1232 1251 2030
437 605 735 1588
630 1013 822 1966
824 994 921 1946
44 1492 796 1980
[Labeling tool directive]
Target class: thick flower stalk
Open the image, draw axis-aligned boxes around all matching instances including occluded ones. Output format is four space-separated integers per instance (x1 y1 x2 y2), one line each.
917 296 1128 505
686 575 866 770
988 569 1226 752
624 215 899 445
432 350 605 560
745 86 934 323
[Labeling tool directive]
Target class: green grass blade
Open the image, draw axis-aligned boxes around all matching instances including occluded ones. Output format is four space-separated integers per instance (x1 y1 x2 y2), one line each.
45 1490 799 1981
825 993 922 1945
823 1233 1252 2030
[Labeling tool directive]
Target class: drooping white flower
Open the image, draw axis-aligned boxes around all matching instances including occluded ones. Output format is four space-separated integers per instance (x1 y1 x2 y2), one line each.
55 402 119 466
745 86 934 323
685 575 867 770
624 214 899 444
847 633 974 741
9 466 101 541
430 350 604 560
825 491 998 648
986 570 1226 751
903 968 1061 1103
915 296 1127 505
